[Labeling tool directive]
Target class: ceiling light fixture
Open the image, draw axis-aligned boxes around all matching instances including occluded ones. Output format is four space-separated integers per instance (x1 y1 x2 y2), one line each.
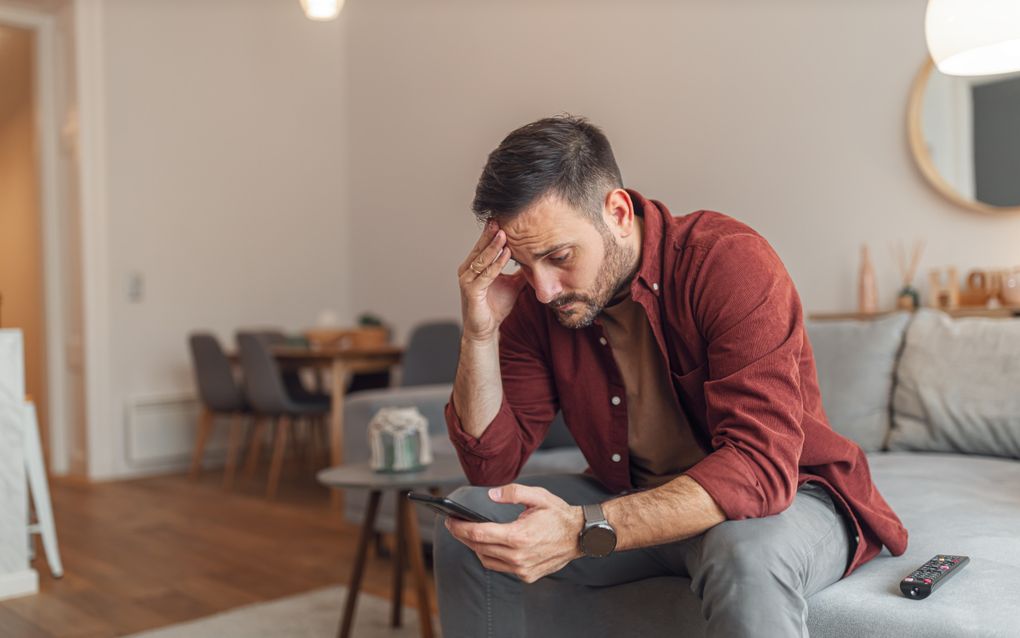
926 0 1020 76
300 0 344 22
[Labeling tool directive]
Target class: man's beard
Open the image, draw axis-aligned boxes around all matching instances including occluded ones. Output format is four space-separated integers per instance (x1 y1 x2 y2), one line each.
549 229 638 329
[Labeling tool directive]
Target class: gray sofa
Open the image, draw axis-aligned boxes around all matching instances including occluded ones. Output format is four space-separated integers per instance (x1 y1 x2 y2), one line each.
342 309 1020 637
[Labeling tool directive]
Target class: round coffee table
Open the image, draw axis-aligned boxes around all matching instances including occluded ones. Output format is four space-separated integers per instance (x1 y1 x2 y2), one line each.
317 456 468 638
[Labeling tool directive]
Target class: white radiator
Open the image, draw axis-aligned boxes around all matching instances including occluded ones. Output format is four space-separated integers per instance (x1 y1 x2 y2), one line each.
125 394 230 469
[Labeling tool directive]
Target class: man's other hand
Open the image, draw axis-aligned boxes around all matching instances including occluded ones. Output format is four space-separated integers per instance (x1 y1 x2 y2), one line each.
445 484 584 584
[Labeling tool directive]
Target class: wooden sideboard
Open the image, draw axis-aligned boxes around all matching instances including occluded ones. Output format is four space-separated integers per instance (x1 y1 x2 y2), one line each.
810 306 1020 321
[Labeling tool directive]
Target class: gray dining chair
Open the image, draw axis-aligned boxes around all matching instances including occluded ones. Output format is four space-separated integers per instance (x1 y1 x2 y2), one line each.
400 321 461 387
252 329 334 403
187 333 252 488
248 328 389 397
236 332 331 498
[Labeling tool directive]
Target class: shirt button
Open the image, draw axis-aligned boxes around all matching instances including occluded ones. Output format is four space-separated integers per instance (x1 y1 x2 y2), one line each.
652 283 660 292
611 453 622 462
610 396 621 406
599 337 608 346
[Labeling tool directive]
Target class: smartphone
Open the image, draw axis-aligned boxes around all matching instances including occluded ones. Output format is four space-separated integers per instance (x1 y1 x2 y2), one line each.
407 492 495 523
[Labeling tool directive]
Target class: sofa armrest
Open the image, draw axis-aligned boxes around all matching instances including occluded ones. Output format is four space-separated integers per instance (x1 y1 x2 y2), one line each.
342 383 453 464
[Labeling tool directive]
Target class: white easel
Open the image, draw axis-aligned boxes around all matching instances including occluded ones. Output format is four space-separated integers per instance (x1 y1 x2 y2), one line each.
23 399 63 578
0 326 63 581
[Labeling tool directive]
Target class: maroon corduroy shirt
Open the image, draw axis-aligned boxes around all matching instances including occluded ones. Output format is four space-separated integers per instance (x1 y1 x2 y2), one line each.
445 189 908 576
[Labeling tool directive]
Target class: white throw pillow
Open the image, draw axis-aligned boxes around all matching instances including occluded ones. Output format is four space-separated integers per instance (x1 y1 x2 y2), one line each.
888 309 1020 458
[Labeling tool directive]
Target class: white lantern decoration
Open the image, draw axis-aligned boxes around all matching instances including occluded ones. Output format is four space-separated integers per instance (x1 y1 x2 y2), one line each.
369 407 433 473
926 0 1020 76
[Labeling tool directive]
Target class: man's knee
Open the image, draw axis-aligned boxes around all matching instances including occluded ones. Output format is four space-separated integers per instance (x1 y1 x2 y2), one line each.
695 523 800 588
433 506 480 585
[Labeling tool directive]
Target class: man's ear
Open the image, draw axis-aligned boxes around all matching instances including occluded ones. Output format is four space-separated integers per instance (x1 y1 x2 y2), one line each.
603 189 635 238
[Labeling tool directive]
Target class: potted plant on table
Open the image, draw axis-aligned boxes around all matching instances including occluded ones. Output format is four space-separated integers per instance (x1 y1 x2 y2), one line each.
350 312 390 349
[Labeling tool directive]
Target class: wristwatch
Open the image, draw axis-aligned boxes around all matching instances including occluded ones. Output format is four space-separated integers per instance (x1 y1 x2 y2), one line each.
579 503 617 558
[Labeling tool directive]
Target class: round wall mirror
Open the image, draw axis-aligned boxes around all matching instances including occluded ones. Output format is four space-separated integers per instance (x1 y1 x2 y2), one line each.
908 59 1020 214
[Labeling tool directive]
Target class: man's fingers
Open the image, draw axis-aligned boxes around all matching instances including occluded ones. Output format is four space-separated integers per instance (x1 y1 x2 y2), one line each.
459 536 520 564
474 231 508 275
446 518 514 546
481 246 512 278
476 553 519 577
489 483 556 509
459 221 501 274
459 241 510 289
472 231 507 273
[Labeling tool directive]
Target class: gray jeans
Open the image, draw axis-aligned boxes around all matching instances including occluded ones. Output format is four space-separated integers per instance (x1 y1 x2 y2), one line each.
433 474 854 638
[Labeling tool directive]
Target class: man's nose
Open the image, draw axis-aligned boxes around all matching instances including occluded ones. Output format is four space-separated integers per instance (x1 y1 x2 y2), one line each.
532 271 562 305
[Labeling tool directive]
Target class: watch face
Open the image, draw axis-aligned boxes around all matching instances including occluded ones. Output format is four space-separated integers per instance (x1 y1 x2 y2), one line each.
582 524 617 558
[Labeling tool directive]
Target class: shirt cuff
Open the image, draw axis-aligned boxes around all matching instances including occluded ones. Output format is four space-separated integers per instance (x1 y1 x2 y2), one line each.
445 393 520 460
684 444 767 520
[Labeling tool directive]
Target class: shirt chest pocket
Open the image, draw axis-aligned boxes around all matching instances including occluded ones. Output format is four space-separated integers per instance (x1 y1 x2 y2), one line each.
671 364 708 432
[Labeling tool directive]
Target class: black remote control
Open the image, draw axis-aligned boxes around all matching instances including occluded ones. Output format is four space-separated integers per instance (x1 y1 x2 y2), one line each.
900 554 969 599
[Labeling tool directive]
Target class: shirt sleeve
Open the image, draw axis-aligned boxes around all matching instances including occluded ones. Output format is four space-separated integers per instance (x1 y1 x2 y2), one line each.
445 297 560 486
682 233 806 519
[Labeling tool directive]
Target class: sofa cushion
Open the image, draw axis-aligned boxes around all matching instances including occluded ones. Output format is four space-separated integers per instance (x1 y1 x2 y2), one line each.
523 452 1020 637
805 312 911 451
806 452 1020 637
887 309 1020 458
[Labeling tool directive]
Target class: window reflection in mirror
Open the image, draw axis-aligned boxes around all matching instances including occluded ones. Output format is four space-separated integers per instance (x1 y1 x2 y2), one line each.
909 61 1020 213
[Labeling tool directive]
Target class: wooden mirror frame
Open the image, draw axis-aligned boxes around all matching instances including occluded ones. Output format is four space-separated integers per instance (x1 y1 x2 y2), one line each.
907 59 1020 216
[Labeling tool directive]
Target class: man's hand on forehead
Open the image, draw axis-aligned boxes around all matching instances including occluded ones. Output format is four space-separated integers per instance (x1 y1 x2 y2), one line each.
456 219 527 341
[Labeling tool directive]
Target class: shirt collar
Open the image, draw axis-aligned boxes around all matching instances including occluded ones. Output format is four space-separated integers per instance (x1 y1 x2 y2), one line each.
625 188 669 297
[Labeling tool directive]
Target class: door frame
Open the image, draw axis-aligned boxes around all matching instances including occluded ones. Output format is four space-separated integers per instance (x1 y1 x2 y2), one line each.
0 3 70 475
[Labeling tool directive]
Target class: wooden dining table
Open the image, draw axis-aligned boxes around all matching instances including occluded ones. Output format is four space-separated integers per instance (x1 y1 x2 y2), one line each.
258 344 404 507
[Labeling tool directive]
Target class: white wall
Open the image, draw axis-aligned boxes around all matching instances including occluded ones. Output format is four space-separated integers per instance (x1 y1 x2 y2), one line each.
88 0 352 479
344 0 1020 340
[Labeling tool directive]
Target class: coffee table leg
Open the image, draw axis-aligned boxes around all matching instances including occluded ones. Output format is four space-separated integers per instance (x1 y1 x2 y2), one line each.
392 491 407 627
338 490 381 638
329 359 350 510
400 492 435 638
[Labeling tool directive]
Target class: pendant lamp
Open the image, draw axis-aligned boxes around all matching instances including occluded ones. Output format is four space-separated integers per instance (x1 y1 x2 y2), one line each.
926 0 1020 76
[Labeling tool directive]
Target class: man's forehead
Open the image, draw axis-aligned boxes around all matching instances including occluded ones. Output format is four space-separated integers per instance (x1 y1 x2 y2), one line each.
501 197 586 243
501 211 582 262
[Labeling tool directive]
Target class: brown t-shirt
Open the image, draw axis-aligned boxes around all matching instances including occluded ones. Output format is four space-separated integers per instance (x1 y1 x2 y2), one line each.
600 294 707 489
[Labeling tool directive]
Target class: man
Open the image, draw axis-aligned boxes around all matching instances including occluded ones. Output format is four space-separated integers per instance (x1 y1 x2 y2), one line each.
435 115 907 637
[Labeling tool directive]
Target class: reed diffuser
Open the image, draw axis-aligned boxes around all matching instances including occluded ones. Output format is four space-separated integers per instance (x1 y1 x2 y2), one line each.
894 240 925 311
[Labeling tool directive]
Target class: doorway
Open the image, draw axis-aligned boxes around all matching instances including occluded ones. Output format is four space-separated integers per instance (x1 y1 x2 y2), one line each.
0 2 85 478
0 24 50 458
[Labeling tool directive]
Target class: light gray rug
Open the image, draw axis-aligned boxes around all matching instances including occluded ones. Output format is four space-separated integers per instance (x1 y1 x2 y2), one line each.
126 586 440 638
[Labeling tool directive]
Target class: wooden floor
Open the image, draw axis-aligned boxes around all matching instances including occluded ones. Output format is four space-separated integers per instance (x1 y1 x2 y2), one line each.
0 466 428 638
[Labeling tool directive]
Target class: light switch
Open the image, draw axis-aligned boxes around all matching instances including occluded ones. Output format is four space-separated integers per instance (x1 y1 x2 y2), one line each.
128 272 145 302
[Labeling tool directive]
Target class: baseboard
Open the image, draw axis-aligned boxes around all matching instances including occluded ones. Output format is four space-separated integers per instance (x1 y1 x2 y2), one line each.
0 569 39 601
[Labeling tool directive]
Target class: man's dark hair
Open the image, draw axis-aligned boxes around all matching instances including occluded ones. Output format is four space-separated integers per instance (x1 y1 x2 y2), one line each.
472 114 624 225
